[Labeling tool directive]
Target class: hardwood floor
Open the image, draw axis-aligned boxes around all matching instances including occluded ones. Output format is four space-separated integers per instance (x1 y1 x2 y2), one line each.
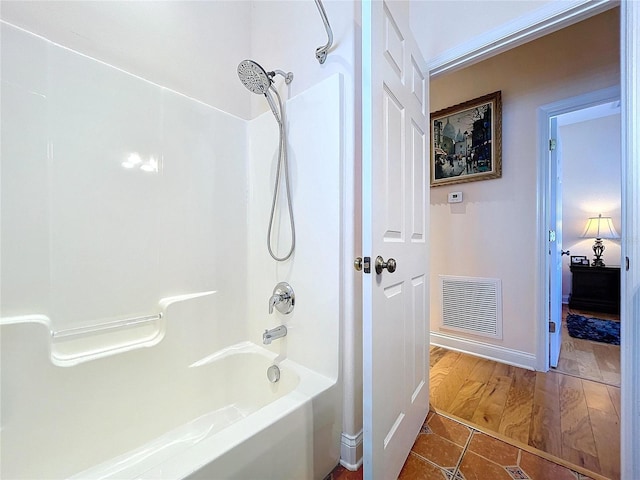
430 346 621 480
331 411 599 480
555 306 620 386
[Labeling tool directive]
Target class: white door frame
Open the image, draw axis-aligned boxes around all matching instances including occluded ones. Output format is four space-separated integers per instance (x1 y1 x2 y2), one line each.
536 86 620 372
425 1 639 476
619 3 640 478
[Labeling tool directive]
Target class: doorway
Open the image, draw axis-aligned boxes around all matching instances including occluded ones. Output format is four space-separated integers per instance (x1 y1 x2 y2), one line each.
538 86 621 373
422 1 639 476
552 100 622 386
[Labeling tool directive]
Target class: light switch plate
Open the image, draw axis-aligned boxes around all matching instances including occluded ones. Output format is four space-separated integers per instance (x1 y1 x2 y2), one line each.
448 191 463 203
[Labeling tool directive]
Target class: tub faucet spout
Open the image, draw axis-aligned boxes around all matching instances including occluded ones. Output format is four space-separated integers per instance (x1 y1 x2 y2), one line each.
263 325 287 345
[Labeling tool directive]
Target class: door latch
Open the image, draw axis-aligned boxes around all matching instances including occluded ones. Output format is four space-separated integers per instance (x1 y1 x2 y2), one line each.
354 257 371 274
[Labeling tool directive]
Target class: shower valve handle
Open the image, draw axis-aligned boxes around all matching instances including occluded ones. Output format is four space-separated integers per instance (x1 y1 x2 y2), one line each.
269 282 295 314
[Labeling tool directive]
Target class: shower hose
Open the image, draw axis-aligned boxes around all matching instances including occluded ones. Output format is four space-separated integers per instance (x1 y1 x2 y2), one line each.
267 86 296 262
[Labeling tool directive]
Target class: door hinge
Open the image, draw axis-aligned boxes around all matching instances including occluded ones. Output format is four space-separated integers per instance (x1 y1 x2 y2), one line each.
549 321 556 333
549 139 557 151
549 230 556 242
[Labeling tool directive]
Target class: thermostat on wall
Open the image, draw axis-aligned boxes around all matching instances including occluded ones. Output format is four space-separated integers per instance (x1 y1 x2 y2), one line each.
448 191 463 203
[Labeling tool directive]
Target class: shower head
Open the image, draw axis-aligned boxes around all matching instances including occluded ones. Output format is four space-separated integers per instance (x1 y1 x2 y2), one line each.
237 60 293 127
237 60 294 94
237 59 272 95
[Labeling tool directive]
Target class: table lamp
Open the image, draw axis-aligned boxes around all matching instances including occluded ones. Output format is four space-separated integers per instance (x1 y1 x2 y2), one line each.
581 214 620 267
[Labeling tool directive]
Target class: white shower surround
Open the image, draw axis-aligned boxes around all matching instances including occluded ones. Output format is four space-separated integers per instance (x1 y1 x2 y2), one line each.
0 23 342 479
247 74 342 380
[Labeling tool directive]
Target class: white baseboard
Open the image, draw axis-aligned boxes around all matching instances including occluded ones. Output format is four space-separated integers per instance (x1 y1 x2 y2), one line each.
430 331 537 370
562 295 569 304
339 430 363 471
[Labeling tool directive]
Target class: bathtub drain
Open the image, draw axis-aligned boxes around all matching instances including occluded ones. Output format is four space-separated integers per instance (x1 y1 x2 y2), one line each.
267 365 280 383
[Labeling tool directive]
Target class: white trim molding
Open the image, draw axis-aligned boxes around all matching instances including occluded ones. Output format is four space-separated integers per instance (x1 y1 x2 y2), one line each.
430 331 536 371
620 1 640 478
427 0 616 77
340 430 363 471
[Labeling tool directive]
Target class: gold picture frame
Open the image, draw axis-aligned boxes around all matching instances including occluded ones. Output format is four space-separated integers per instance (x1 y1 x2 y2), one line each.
430 91 502 187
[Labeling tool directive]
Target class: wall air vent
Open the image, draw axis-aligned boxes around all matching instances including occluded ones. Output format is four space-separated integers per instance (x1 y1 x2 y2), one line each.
440 275 502 339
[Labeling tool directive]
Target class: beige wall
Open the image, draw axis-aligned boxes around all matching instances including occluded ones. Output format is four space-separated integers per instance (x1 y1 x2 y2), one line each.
429 8 620 355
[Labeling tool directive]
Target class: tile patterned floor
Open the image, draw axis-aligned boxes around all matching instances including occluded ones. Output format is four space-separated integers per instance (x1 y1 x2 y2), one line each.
331 411 598 480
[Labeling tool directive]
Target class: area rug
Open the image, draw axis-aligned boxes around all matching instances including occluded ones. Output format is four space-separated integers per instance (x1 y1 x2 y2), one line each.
566 313 620 345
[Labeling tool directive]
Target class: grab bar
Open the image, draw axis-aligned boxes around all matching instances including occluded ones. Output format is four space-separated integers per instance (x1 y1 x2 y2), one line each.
314 0 333 64
52 313 163 339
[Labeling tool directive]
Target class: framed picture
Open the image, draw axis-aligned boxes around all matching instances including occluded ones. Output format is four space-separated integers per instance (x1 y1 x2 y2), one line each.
571 255 588 265
430 91 502 187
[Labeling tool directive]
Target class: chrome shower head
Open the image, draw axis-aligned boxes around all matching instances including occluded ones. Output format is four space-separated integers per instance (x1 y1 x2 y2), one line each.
237 59 272 95
237 60 293 127
237 60 293 94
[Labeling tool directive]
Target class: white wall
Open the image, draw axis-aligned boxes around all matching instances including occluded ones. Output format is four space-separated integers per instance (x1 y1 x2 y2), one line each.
429 9 619 360
1 22 248 343
411 0 554 63
560 113 622 300
0 1 253 119
250 1 357 115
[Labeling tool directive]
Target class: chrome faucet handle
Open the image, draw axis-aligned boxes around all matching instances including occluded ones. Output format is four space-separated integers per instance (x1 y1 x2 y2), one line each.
268 294 283 314
268 282 295 314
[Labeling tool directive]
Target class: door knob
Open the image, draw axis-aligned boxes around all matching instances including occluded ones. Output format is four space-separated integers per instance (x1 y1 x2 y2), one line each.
375 256 396 274
561 250 571 256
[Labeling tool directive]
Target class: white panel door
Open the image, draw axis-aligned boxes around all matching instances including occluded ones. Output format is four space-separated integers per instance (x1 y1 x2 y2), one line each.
362 1 429 478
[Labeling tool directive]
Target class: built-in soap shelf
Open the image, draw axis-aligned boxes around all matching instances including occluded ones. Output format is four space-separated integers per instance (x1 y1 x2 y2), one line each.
51 313 163 339
51 312 166 367
0 291 215 367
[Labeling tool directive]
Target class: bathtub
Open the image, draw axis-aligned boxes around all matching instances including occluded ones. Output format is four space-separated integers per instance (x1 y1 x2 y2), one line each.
73 342 337 479
0 322 340 480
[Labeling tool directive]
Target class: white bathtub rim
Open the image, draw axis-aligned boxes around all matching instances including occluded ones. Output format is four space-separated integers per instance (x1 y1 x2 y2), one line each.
137 392 311 479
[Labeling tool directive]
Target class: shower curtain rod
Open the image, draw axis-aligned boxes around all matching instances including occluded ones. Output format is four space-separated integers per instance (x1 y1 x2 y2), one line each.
314 0 333 64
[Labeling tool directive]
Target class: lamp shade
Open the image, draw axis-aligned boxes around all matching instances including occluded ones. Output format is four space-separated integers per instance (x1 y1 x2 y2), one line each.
581 214 620 239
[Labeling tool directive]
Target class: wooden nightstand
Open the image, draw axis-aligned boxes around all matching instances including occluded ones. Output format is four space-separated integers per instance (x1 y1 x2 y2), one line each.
569 264 621 314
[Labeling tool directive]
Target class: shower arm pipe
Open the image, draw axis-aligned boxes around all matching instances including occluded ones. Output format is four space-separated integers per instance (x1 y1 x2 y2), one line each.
314 0 333 64
270 69 294 84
